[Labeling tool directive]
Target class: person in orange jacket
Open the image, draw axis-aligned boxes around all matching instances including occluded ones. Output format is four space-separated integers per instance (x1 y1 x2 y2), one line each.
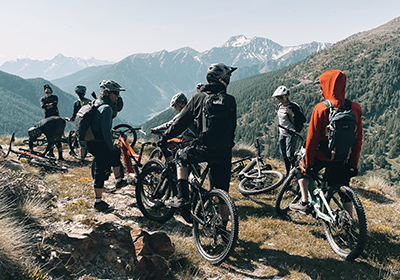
290 70 363 214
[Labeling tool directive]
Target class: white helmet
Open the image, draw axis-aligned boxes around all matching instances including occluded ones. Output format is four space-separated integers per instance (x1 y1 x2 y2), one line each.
272 86 289 97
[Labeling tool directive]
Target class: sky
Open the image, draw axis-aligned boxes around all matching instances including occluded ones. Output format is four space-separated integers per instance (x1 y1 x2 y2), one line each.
0 0 399 65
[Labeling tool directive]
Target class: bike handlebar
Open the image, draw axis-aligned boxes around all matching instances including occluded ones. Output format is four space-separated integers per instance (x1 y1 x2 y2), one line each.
278 124 304 141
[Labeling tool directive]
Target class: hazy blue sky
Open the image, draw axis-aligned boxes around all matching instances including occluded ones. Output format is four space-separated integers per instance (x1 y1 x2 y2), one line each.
0 0 399 65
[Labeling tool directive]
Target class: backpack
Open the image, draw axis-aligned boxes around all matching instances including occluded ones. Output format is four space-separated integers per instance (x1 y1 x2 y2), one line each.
75 101 104 142
200 91 235 152
322 99 357 161
289 102 306 132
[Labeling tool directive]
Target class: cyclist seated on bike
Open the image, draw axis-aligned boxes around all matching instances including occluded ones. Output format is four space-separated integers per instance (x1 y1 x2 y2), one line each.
151 92 196 160
290 70 363 215
87 80 127 213
159 63 237 224
28 116 66 161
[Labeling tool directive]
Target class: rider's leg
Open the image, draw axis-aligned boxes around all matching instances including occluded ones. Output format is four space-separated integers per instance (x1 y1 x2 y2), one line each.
56 142 64 161
298 177 309 203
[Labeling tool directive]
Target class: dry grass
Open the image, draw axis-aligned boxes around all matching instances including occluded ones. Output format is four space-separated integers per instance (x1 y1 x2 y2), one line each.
4 141 399 279
0 195 45 280
361 174 400 198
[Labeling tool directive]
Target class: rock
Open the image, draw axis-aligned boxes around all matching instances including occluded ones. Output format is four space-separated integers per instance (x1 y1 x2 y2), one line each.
47 221 174 279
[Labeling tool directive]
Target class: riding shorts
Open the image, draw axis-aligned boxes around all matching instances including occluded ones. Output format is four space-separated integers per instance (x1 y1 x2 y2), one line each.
176 144 232 192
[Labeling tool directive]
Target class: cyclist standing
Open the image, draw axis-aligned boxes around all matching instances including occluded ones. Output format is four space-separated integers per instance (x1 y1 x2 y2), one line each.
290 70 363 214
28 116 66 160
160 63 237 223
273 85 306 176
87 80 126 213
65 85 91 159
41 84 59 118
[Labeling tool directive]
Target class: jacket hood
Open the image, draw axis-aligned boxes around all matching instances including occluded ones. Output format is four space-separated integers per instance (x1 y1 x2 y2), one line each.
319 70 346 107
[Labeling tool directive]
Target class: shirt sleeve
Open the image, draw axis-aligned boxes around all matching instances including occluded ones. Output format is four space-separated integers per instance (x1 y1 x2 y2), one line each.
100 106 114 151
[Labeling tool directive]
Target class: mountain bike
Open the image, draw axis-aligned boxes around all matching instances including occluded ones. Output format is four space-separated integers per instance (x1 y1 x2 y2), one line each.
235 138 284 195
136 139 239 264
68 124 141 160
274 125 367 261
5 133 68 171
91 125 163 190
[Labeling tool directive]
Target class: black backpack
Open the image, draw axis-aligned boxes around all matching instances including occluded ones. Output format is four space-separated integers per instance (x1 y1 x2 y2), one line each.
200 91 235 152
322 99 357 161
75 101 104 141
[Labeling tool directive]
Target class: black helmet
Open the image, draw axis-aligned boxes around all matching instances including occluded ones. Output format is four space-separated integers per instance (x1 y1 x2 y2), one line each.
43 84 52 92
75 85 87 95
170 92 187 107
206 63 237 85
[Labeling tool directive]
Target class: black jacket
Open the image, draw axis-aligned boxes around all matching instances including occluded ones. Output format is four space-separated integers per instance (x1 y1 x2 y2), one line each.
164 82 237 149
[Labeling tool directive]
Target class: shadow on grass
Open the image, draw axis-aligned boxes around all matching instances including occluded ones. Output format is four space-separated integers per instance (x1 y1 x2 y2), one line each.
223 238 383 280
363 229 400 265
354 186 394 204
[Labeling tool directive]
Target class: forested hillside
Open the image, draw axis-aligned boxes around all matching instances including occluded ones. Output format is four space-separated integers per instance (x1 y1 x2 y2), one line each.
144 17 400 181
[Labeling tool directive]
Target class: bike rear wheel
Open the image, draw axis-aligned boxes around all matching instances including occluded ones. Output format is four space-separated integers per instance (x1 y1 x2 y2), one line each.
238 169 284 195
322 185 367 261
68 129 88 160
149 147 163 160
192 189 238 264
113 124 137 148
274 170 300 217
136 165 176 223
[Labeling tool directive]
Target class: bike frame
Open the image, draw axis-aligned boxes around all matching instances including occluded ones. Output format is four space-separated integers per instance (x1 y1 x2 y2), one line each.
116 132 151 181
235 138 267 178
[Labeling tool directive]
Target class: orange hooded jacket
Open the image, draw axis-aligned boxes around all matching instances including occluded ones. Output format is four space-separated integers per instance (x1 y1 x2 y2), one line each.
305 70 363 168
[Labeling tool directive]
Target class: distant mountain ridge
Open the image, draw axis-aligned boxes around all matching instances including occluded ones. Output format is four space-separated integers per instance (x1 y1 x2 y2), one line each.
50 35 331 124
0 54 114 80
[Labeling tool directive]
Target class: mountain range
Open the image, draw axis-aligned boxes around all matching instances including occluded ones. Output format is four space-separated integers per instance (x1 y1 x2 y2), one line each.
0 54 113 80
46 35 331 124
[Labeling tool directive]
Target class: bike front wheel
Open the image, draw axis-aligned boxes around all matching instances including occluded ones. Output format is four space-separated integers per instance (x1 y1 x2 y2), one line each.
136 165 176 223
238 169 284 195
322 185 367 261
192 189 239 264
113 124 137 148
274 170 300 217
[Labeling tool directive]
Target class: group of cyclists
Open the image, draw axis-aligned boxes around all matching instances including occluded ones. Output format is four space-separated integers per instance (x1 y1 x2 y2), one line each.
25 65 363 246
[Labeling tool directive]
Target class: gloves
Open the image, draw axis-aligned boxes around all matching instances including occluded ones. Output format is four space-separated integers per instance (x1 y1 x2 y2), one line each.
348 167 358 178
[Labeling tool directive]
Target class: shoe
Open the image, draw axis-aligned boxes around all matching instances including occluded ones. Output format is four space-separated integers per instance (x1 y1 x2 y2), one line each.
164 196 187 208
115 179 127 190
289 201 312 214
94 201 114 213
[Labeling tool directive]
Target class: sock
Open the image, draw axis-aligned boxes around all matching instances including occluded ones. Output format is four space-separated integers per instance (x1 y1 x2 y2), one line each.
95 197 102 203
301 201 309 206
116 177 122 183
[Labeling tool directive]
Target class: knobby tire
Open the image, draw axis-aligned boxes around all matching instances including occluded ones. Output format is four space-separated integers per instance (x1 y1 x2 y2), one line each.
238 169 284 195
274 170 300 217
322 185 367 261
192 189 239 264
136 165 176 223
113 124 137 148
